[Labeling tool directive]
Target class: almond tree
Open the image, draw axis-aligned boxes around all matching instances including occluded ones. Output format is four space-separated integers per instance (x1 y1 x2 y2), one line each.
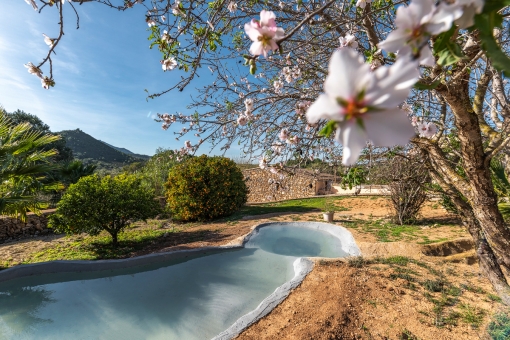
20 0 510 302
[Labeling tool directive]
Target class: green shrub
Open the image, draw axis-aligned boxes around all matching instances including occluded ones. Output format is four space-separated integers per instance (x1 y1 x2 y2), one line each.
139 148 182 196
49 174 160 246
165 155 248 221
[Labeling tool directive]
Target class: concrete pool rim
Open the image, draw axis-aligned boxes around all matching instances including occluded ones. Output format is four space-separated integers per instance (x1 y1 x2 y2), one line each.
0 221 361 339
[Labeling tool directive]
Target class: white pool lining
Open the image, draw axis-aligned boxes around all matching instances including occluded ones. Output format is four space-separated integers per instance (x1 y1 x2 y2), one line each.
0 222 361 340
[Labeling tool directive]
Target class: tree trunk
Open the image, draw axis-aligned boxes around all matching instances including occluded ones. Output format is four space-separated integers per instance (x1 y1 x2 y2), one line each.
110 231 118 247
435 79 510 272
427 168 510 304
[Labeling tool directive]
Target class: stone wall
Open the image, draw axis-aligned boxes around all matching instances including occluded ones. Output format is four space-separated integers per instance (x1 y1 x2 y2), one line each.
0 210 55 243
243 168 319 202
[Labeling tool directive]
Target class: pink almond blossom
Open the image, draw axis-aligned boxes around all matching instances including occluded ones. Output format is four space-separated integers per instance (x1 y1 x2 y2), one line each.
378 0 462 66
161 57 177 71
339 34 358 49
417 121 437 138
24 62 43 78
244 10 284 57
306 48 419 165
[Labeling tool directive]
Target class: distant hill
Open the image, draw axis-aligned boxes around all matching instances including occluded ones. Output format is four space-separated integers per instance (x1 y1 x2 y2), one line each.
100 141 150 160
58 129 147 166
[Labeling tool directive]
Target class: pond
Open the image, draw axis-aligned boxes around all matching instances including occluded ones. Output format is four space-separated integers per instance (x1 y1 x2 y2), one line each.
0 222 360 340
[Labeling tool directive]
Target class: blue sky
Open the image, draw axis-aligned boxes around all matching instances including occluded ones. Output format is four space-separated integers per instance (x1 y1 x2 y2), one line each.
0 1 236 157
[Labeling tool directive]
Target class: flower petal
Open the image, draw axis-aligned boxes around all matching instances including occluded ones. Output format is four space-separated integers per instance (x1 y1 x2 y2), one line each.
336 120 368 166
249 42 265 56
306 94 341 123
325 49 371 100
260 10 277 27
366 57 419 108
244 22 261 42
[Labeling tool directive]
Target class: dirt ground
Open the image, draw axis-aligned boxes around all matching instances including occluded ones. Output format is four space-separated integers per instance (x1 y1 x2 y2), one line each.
237 260 501 340
0 196 505 339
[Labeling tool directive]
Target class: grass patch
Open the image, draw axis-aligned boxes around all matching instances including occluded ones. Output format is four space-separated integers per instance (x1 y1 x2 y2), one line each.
16 223 224 266
487 311 510 340
376 256 412 266
228 197 350 220
416 237 450 245
343 219 424 242
488 293 503 302
460 283 486 294
423 278 447 292
458 303 486 328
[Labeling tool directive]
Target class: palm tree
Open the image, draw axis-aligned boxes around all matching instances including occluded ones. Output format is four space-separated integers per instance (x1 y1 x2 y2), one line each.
57 160 97 188
0 108 62 221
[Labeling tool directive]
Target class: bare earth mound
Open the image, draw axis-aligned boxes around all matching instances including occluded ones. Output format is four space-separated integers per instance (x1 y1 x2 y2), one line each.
237 259 502 340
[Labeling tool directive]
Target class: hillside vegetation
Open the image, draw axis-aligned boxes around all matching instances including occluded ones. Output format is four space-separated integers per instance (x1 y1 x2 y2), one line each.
58 129 147 170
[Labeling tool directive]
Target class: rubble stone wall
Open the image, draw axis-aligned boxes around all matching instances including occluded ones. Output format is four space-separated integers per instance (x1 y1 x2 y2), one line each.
0 210 55 243
243 169 318 202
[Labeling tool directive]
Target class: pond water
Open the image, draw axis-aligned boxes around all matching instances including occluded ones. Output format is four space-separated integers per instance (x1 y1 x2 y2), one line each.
0 223 353 340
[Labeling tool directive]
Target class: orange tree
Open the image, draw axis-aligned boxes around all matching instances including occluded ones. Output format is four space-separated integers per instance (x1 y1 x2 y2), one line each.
165 155 247 221
49 174 160 246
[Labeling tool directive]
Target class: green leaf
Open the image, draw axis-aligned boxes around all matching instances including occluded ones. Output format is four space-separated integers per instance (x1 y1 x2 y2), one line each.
414 79 441 90
475 12 510 73
433 27 465 66
318 121 337 138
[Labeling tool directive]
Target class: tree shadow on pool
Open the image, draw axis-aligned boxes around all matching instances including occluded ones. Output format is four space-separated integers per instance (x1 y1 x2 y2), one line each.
0 286 55 334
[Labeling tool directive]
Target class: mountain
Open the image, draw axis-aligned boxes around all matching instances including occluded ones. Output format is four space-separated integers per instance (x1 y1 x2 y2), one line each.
58 129 147 166
100 141 150 160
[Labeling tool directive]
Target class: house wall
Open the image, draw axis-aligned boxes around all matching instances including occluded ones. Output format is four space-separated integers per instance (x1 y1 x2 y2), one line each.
243 169 317 202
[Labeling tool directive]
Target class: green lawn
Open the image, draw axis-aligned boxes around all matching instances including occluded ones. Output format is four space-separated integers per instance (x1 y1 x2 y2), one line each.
228 196 349 220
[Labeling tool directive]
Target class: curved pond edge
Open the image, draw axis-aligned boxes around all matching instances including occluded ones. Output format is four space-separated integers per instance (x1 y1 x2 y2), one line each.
0 221 361 340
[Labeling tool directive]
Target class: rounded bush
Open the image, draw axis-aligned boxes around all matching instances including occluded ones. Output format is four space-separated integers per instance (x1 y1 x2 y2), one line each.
165 155 248 221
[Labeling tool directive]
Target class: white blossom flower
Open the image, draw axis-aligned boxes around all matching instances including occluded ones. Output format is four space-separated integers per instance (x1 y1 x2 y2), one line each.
245 98 254 112
339 34 358 49
41 76 54 90
244 10 285 57
228 1 237 13
286 53 292 65
378 0 462 66
306 48 419 165
356 0 372 9
161 15 166 22
278 128 288 141
172 0 182 15
417 121 437 138
259 157 268 170
146 17 157 27
453 0 484 28
402 102 413 115
273 80 284 93
24 62 43 78
237 115 248 126
287 135 300 145
291 66 301 79
161 30 171 43
272 142 284 154
42 34 55 48
161 57 177 71
184 140 192 149
25 0 38 11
